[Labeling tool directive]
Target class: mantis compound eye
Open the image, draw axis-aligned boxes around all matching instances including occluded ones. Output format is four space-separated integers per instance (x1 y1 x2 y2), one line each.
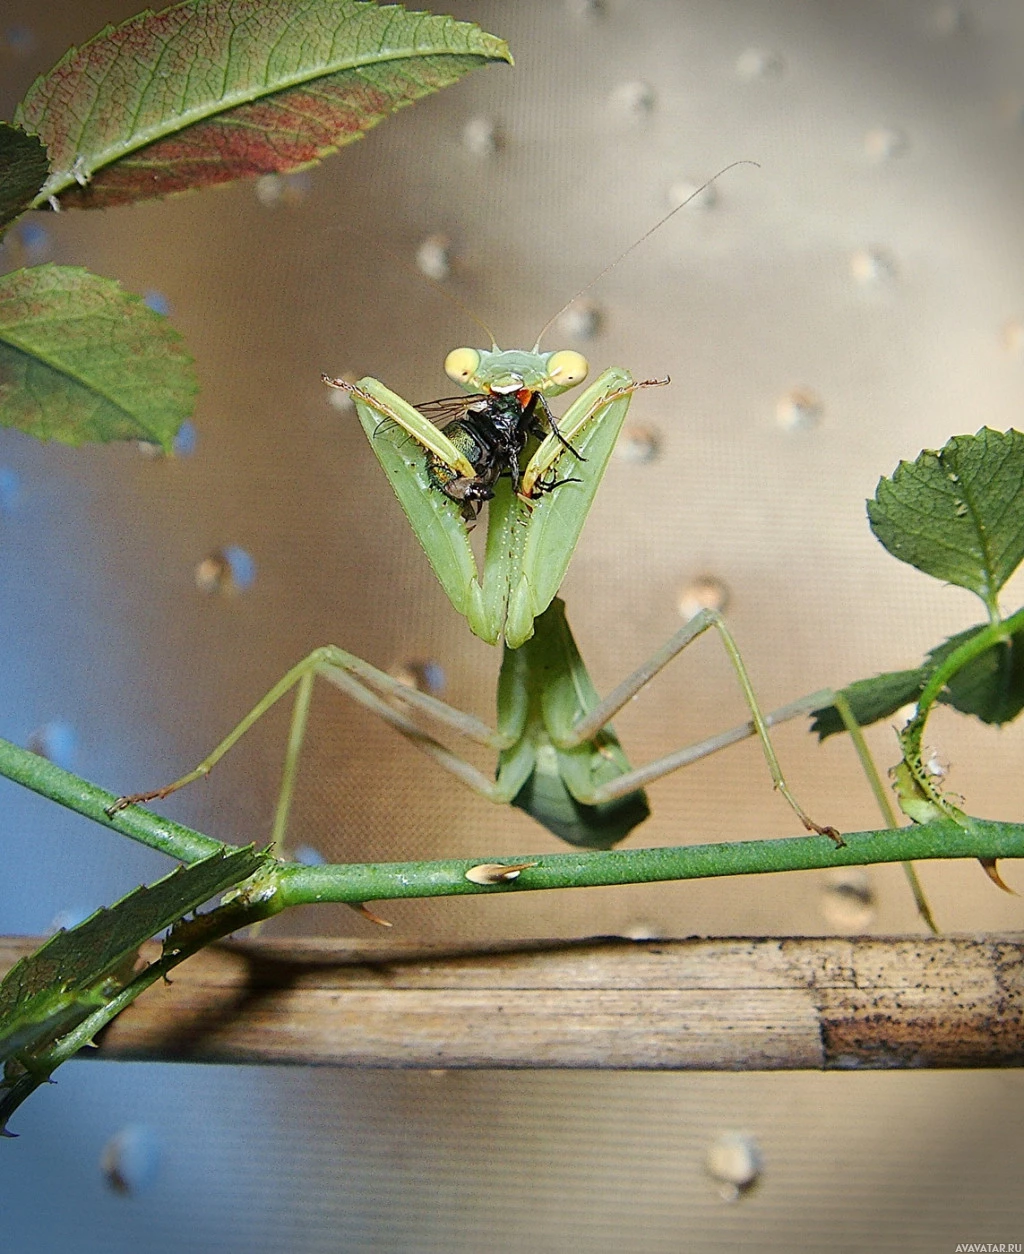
545 350 588 389
444 347 481 386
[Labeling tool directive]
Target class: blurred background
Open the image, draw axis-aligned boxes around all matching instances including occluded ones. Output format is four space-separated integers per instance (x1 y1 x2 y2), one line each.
3 1 1024 1249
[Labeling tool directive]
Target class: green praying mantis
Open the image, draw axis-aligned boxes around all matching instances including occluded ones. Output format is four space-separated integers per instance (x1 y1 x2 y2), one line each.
111 166 841 851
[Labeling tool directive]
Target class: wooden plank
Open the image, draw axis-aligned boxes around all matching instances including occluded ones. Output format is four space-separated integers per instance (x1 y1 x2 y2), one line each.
2 935 1022 1069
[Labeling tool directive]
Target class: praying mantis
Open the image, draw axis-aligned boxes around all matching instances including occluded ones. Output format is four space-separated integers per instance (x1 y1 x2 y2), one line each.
111 167 840 851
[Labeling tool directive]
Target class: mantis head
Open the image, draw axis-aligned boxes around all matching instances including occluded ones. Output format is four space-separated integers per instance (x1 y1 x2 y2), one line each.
443 346 589 399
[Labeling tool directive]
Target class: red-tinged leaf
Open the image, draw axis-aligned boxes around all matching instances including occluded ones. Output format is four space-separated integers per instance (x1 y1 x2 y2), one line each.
15 0 512 210
0 265 197 449
0 124 49 233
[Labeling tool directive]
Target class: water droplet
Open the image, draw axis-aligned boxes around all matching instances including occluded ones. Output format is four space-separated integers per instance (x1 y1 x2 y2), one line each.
933 3 970 35
391 658 446 695
3 26 36 56
195 546 256 595
666 177 718 212
614 426 661 464
142 290 169 316
48 906 91 933
18 220 49 258
820 867 876 931
290 844 326 866
326 371 358 412
556 299 603 340
735 48 784 80
138 419 197 460
27 720 77 771
462 116 501 156
849 246 897 285
863 126 909 161
621 919 662 940
609 80 656 118
416 234 452 281
677 575 730 622
101 1125 161 1195
997 91 1024 128
0 467 21 514
705 1131 763 1200
1002 319 1024 356
173 420 197 457
254 171 310 208
775 388 823 432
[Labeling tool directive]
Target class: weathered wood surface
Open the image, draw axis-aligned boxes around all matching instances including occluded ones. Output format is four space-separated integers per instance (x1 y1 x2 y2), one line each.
2 935 1022 1069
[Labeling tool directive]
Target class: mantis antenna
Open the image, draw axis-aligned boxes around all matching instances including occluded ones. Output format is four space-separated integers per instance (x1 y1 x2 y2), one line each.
531 159 761 352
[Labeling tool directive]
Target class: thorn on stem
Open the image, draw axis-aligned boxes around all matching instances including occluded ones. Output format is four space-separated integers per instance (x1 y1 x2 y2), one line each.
464 861 538 885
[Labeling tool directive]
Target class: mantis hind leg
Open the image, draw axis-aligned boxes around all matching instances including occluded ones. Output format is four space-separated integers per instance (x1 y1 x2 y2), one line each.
107 646 514 853
556 609 843 843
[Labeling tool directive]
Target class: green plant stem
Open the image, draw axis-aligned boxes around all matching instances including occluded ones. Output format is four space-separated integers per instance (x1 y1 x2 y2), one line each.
0 736 224 863
2 735 1021 906
276 819 1023 904
904 604 1024 757
832 691 939 934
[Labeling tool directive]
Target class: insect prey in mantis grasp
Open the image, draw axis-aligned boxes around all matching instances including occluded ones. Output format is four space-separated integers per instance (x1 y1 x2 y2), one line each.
113 160 841 851
322 163 762 649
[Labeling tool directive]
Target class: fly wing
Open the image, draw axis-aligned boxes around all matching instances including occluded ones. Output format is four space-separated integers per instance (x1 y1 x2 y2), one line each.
414 394 487 429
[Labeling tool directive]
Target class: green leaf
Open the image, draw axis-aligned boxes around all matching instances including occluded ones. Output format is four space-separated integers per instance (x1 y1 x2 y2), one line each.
0 265 197 449
811 620 1024 738
0 124 49 234
868 428 1024 612
0 846 265 1067
15 0 512 209
810 668 926 740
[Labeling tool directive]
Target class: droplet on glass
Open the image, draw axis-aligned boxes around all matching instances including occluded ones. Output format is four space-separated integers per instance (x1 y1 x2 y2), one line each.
391 658 446 696
775 388 823 432
705 1131 763 1201
48 906 91 933
3 26 36 55
173 420 197 457
17 220 49 258
556 299 603 340
462 116 501 156
290 844 326 866
863 126 909 161
27 720 77 771
666 177 718 212
933 3 969 35
621 919 662 940
609 80 656 118
566 0 605 16
101 1125 162 1196
850 246 896 285
254 171 310 208
0 467 21 514
195 546 256 595
820 867 876 931
326 372 358 412
677 575 730 622
1001 319 1024 356
138 419 197 460
143 290 170 316
416 234 452 280
735 48 784 80
614 426 660 464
